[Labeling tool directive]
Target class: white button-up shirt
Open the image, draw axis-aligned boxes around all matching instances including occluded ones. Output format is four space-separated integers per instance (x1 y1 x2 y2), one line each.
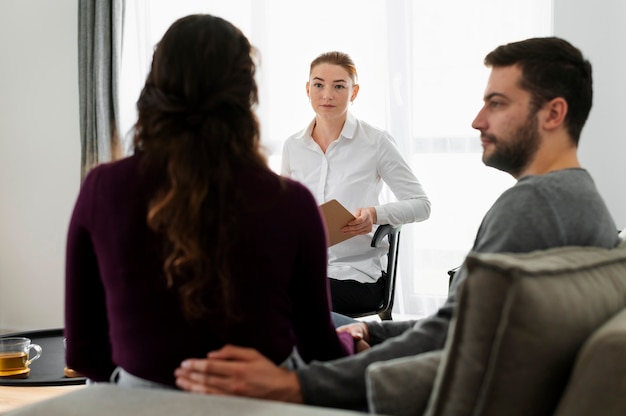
281 113 431 283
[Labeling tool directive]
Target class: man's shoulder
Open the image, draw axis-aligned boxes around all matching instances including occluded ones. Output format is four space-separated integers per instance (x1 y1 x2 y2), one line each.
517 168 591 187
479 167 616 252
502 168 594 202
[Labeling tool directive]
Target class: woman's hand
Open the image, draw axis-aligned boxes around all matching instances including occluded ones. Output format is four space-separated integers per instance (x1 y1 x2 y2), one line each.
337 321 372 352
336 321 370 343
342 207 377 235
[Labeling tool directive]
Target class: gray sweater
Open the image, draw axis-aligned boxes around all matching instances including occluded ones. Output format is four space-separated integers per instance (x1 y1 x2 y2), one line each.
297 168 619 410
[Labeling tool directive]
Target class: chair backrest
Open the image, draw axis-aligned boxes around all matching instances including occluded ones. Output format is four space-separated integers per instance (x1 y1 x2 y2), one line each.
346 224 401 321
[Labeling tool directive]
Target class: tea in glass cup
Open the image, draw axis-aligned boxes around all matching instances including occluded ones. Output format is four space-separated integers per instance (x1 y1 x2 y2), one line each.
0 337 43 378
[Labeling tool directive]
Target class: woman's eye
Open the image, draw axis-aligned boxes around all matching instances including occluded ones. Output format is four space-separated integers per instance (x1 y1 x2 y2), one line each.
335 85 345 90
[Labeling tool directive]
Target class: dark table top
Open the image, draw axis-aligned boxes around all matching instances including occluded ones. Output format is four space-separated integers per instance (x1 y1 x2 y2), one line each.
0 329 86 386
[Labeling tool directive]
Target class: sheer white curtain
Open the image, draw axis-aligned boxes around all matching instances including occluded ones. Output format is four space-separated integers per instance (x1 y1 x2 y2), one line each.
78 0 125 180
119 0 552 319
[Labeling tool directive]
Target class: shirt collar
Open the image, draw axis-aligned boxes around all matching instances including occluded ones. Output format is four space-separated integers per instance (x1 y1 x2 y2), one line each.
341 112 357 139
297 112 357 141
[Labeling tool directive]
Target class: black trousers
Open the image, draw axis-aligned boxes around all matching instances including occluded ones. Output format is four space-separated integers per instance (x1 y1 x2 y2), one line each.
329 273 386 315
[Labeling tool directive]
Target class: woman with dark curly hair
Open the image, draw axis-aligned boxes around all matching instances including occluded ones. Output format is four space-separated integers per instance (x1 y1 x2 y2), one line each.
64 14 352 390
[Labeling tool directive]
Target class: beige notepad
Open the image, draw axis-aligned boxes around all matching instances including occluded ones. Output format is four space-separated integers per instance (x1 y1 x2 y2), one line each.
319 199 356 246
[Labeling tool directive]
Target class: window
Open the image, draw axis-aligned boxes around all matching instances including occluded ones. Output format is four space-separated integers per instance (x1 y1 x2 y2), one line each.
120 0 552 318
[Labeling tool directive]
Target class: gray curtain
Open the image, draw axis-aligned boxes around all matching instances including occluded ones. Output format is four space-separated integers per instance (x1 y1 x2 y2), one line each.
78 0 125 180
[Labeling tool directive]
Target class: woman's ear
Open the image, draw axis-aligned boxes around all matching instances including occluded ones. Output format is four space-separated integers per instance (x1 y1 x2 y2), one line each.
351 84 360 102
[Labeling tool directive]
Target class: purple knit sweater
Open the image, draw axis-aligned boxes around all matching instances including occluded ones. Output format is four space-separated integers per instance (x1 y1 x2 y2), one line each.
65 153 352 386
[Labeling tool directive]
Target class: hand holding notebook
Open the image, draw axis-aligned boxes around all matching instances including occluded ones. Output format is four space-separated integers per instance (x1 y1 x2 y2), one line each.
319 199 357 246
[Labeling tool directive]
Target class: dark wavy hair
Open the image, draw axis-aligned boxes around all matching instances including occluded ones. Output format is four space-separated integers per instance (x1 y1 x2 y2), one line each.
132 14 267 323
484 37 593 145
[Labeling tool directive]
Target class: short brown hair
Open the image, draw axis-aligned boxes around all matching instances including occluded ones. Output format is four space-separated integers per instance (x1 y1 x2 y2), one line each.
310 51 358 84
484 37 592 145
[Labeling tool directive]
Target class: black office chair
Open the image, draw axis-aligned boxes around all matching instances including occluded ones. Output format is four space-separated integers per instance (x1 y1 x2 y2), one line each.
447 265 461 290
345 224 402 321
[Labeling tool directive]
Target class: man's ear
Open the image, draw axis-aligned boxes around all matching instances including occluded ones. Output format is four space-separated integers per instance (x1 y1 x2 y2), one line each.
543 97 568 131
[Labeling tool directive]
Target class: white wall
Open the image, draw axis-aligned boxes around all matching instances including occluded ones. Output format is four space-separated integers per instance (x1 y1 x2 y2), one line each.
0 0 81 332
554 0 626 229
0 1 624 332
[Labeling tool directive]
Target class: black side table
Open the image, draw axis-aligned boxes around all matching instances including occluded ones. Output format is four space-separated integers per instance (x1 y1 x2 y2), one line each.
0 329 86 386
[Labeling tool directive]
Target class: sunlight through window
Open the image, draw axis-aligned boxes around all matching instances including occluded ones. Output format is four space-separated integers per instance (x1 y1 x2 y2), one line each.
120 0 552 319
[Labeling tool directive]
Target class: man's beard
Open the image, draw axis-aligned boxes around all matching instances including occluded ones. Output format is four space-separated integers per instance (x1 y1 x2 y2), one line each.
482 112 540 177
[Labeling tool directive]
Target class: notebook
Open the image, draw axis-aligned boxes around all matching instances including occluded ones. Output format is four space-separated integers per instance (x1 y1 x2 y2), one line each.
319 199 356 246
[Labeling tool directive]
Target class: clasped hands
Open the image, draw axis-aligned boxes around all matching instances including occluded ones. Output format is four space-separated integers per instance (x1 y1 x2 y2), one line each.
174 321 371 400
